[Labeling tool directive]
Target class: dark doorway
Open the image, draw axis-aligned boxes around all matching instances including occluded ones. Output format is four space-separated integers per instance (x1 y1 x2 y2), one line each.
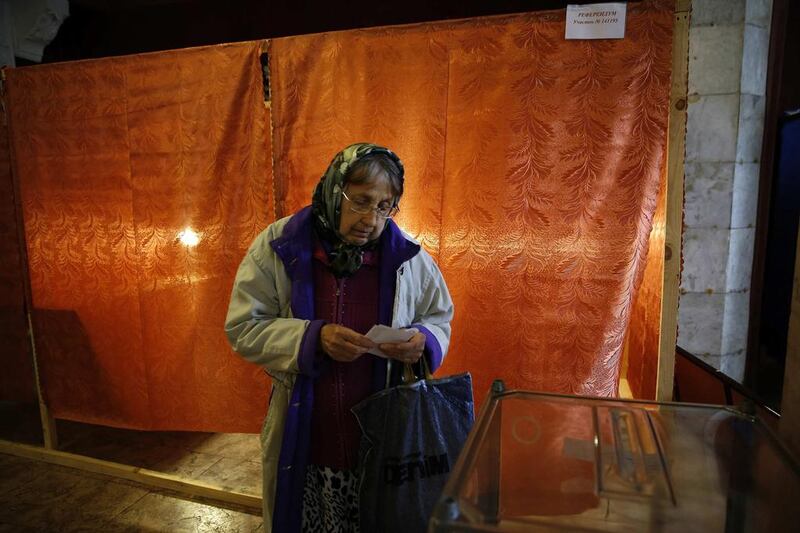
747 0 800 411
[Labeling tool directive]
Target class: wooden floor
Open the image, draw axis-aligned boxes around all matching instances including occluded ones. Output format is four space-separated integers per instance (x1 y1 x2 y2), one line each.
57 420 263 497
0 452 263 532
0 403 264 531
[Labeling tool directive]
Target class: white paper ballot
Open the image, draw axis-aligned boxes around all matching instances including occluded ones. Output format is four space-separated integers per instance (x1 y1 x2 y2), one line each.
365 325 419 358
565 3 627 40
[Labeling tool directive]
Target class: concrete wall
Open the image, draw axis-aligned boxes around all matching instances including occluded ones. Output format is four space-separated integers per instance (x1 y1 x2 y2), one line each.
678 0 772 381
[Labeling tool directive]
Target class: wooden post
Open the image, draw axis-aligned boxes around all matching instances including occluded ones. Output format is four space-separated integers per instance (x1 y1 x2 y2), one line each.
28 312 58 449
656 0 691 401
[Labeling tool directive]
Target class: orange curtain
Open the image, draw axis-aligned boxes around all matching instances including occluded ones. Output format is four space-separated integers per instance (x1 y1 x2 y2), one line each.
271 1 674 405
0 88 36 404
625 168 668 399
5 42 272 431
4 2 674 432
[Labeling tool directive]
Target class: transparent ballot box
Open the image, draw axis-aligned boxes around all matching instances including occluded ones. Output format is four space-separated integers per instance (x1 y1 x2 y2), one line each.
430 381 800 532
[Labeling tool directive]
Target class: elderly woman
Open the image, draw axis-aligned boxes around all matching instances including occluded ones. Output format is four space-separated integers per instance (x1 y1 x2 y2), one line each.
225 143 454 533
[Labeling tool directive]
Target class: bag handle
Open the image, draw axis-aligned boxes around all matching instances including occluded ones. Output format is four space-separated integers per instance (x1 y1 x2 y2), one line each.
401 353 433 384
385 353 433 389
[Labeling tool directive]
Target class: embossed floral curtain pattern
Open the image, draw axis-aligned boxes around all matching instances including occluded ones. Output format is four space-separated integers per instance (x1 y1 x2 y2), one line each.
3 1 674 432
271 0 674 403
5 42 272 431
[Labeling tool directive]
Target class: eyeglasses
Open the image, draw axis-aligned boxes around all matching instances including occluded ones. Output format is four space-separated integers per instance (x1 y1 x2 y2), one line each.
341 188 399 219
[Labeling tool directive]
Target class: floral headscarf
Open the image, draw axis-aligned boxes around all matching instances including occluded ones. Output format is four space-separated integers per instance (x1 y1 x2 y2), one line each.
311 142 404 278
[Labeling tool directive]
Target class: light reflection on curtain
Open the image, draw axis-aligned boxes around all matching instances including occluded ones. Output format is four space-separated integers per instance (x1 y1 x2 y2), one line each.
5 42 273 431
626 168 668 399
271 0 674 405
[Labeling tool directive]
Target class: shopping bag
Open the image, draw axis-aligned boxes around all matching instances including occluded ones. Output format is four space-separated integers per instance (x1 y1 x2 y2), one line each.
352 360 474 533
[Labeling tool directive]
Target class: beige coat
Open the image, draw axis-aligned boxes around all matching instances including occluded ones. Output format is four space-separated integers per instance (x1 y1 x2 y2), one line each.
225 213 453 530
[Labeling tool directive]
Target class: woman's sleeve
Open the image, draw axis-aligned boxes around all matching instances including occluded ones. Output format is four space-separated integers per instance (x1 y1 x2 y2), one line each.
412 258 454 373
224 233 326 377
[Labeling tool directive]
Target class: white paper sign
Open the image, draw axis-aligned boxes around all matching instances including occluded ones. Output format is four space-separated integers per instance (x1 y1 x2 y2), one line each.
365 325 418 358
565 3 627 40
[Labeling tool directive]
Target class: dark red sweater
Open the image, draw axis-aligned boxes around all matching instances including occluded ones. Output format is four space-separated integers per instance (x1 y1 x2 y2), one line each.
309 242 380 470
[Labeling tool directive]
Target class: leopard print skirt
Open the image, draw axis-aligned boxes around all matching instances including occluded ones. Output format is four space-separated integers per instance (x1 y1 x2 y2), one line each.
301 465 360 533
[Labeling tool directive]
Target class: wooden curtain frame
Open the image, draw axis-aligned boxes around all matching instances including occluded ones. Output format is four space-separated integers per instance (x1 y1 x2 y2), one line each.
0 1 691 510
656 0 690 401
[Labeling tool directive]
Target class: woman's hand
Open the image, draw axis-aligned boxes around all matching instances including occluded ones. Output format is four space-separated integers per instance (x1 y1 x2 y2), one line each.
320 324 376 362
379 332 426 365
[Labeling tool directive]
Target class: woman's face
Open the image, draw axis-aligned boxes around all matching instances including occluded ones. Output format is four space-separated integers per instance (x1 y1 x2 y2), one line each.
338 173 395 245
